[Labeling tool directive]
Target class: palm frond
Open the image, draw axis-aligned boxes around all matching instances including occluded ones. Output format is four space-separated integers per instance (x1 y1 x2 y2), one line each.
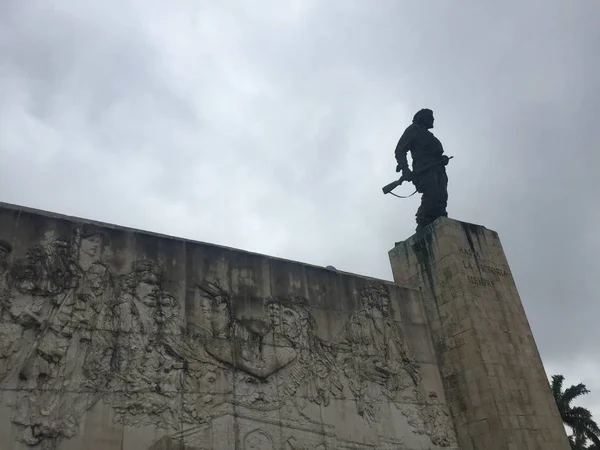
563 383 591 407
552 374 565 399
587 434 600 448
569 431 590 450
570 407 593 419
585 417 600 436
584 421 600 446
551 374 599 450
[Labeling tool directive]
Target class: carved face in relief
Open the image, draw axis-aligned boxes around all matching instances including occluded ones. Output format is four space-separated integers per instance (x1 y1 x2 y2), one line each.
51 240 71 258
154 292 176 324
83 263 109 293
264 299 311 342
264 301 281 327
281 305 301 339
129 259 162 283
79 234 102 263
380 294 391 317
128 261 162 301
234 372 277 406
199 294 213 319
365 299 383 319
201 370 219 390
121 261 166 331
135 282 159 308
133 287 176 327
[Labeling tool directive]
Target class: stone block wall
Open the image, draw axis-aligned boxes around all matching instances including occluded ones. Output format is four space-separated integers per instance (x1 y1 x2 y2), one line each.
389 217 570 450
0 203 457 450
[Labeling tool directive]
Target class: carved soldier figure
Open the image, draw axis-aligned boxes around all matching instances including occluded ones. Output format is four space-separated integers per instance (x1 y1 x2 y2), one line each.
394 108 451 231
82 260 188 431
335 283 420 423
264 297 342 410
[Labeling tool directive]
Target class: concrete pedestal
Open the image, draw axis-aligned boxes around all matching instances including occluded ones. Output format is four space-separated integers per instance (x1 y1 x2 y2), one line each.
389 218 570 450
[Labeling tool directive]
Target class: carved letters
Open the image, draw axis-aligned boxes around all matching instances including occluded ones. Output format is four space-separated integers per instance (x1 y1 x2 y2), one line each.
467 276 495 288
458 247 480 259
460 246 509 290
462 261 509 278
0 227 457 449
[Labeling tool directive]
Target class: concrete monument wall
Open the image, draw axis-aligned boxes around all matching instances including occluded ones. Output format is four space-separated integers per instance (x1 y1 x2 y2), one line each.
389 218 570 450
0 203 457 450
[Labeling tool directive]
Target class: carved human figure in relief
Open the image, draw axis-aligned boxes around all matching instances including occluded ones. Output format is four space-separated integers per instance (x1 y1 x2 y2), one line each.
397 391 457 447
10 237 82 387
8 237 81 331
192 281 232 339
64 261 112 339
54 230 111 336
7 235 84 392
264 296 342 414
187 283 342 414
192 283 283 407
180 285 236 422
335 283 421 423
113 259 168 334
17 233 108 382
197 282 292 382
77 229 103 271
9 231 115 448
89 259 191 430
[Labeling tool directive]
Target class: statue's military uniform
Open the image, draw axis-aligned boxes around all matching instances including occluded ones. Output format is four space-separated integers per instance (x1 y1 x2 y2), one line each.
395 120 448 231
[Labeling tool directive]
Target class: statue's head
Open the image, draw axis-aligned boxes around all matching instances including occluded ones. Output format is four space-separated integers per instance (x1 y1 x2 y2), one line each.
413 108 434 129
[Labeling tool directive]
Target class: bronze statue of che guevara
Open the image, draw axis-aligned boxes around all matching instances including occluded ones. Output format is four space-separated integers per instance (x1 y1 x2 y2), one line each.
393 108 451 232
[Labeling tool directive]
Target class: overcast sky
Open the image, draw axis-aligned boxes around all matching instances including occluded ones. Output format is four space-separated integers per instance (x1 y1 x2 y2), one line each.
1 0 599 421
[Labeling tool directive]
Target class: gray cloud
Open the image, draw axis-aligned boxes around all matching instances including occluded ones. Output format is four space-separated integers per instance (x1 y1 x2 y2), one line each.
1 0 599 416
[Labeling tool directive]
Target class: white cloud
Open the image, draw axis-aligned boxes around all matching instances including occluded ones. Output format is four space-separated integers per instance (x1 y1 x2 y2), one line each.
1 0 599 419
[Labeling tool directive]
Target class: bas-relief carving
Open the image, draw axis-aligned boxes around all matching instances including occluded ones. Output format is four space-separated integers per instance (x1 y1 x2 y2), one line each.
245 429 274 449
0 230 112 448
283 437 326 450
396 400 456 447
335 283 421 423
0 227 457 449
198 283 300 380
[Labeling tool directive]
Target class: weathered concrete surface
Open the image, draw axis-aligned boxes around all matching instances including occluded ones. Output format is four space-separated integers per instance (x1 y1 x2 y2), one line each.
0 203 456 450
389 217 570 450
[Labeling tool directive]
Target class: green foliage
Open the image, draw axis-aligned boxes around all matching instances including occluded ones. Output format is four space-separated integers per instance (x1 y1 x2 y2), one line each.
551 375 600 450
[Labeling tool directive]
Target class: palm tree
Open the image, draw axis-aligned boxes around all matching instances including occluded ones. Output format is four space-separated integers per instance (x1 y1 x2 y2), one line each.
551 374 600 449
570 433 589 450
